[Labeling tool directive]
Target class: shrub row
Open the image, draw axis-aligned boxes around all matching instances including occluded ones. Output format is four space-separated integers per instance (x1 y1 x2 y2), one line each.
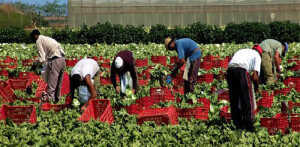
1 21 300 44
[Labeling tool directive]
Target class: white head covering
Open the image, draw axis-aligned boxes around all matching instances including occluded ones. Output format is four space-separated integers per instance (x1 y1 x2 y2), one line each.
115 57 123 69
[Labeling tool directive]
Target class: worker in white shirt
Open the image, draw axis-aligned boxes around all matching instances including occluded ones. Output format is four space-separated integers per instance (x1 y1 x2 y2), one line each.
70 58 99 112
226 45 262 132
30 29 66 103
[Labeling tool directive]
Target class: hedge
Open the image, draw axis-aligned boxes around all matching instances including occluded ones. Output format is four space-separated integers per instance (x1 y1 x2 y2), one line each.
1 21 300 44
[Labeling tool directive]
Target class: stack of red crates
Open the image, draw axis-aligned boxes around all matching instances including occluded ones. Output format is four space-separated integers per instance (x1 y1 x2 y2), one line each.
283 77 300 92
78 99 114 124
212 59 228 68
288 101 300 132
169 56 178 65
0 57 18 69
151 56 167 66
137 106 178 125
199 62 212 70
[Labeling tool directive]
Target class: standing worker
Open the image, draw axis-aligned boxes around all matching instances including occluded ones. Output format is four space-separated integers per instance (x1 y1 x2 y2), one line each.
226 46 262 132
258 39 288 84
30 29 66 103
69 58 99 112
111 50 139 98
164 37 201 94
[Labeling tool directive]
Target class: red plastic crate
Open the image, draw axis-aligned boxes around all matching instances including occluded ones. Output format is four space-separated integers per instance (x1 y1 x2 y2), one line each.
291 117 300 132
40 97 71 112
212 59 228 68
218 90 229 101
176 108 195 120
18 72 40 82
170 56 178 64
0 69 9 77
139 80 149 86
197 73 213 83
66 59 78 67
257 91 274 108
151 56 167 66
61 72 70 96
35 80 47 98
194 106 209 120
151 95 175 104
138 69 150 80
203 55 219 62
21 59 35 66
78 99 114 124
0 105 36 124
0 57 17 69
150 87 172 96
274 88 291 96
288 101 300 111
100 77 111 85
124 103 142 115
136 97 155 108
172 77 184 87
8 79 31 90
137 106 178 125
219 106 232 122
172 87 184 95
287 59 300 71
136 58 148 67
0 80 16 103
260 113 291 135
199 61 212 70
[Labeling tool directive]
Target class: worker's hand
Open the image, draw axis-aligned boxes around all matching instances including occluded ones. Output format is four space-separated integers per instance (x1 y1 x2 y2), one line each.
80 103 88 113
171 71 177 78
116 86 120 94
30 63 37 71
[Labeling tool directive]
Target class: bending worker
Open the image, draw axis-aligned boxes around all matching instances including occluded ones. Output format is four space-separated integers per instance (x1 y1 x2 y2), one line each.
30 29 66 103
258 39 288 84
70 58 99 112
111 50 139 97
226 46 262 132
165 37 201 94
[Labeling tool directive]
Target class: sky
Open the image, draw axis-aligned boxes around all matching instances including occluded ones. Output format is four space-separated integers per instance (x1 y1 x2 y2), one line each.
1 0 67 5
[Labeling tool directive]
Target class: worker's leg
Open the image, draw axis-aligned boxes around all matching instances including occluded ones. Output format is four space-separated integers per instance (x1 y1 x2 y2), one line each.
239 69 255 132
54 57 66 102
226 67 243 129
261 52 274 85
46 59 60 101
186 57 201 94
133 59 139 92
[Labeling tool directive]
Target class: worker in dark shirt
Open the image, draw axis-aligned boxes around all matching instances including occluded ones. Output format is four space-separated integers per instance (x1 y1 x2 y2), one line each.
111 50 139 97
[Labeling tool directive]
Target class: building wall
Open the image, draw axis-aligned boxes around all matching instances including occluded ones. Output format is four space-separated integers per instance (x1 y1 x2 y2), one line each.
68 0 300 27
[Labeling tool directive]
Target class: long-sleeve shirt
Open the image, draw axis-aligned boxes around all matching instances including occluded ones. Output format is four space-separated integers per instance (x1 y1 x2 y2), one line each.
111 50 137 90
36 35 65 65
259 39 283 58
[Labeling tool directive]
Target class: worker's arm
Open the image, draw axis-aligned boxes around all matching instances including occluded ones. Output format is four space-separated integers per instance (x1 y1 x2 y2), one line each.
274 51 281 73
252 70 260 92
81 75 97 112
129 59 138 94
110 63 119 93
171 58 185 77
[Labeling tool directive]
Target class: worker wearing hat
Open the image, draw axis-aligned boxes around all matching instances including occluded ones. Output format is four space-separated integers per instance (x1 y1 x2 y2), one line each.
111 50 139 97
258 39 288 84
165 37 201 94
226 47 262 132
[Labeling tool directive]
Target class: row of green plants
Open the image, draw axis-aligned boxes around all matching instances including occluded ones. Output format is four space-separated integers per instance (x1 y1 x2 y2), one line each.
1 21 300 44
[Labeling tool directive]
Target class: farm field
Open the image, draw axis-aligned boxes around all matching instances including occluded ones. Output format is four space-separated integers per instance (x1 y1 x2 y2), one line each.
0 42 299 146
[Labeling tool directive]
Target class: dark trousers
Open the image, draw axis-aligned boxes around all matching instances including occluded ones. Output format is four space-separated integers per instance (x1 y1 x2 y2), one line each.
184 57 201 94
226 67 255 131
